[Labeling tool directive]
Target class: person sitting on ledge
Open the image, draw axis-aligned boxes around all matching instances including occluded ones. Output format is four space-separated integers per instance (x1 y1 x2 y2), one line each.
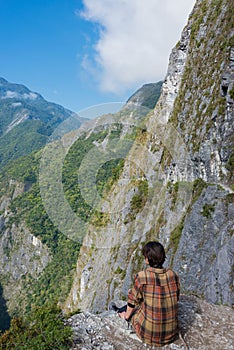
113 241 180 347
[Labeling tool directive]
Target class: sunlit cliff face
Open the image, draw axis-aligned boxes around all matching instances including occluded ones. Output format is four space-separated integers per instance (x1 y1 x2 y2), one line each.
64 0 234 313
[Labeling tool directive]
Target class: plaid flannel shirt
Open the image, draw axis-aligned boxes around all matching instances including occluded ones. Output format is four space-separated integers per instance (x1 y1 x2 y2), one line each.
128 267 180 346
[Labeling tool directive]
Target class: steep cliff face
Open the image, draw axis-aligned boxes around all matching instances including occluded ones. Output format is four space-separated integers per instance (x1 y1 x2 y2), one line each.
0 180 51 316
65 0 233 313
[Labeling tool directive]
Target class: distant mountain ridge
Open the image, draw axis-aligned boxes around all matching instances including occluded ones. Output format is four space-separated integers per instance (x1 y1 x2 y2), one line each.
0 77 87 166
126 82 162 109
0 77 42 101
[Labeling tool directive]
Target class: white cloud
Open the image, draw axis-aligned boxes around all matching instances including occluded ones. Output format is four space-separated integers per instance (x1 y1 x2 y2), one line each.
80 0 196 94
5 90 19 98
12 102 22 107
25 92 38 100
2 91 38 100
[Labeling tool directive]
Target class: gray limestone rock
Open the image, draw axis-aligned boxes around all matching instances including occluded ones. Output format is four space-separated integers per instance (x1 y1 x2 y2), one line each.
173 185 233 305
66 295 234 350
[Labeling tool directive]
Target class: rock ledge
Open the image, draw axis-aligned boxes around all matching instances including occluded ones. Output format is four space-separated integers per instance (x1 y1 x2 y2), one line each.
66 296 234 350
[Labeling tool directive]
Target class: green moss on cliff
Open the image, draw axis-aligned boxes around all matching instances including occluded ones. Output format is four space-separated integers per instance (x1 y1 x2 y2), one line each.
191 178 208 205
124 179 148 224
169 216 185 260
114 266 126 279
202 204 215 218
226 150 234 172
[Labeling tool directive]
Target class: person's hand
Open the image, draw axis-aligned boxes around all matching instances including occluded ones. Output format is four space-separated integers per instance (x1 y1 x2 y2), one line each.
118 311 126 320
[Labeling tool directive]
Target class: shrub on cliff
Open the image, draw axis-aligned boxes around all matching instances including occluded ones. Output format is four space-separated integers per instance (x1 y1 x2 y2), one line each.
0 303 72 349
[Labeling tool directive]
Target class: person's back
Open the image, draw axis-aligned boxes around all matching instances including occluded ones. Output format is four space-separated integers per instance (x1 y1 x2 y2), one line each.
129 266 179 346
119 241 180 346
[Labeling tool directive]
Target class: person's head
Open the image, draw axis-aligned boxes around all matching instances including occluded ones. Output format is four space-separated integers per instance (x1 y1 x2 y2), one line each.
142 241 166 267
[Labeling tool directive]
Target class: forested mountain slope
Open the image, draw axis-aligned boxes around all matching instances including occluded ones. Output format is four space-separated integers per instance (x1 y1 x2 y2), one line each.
0 77 87 167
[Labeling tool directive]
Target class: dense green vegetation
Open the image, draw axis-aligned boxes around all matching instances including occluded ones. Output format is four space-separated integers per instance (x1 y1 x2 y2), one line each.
0 120 49 167
1 152 82 316
0 78 82 167
62 129 113 220
0 124 128 323
0 303 72 349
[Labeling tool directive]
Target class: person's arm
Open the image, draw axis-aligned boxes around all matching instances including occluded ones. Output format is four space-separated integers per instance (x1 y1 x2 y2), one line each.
119 302 135 320
119 273 143 320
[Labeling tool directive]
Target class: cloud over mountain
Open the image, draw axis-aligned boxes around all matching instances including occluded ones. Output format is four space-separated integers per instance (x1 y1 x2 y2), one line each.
80 0 195 94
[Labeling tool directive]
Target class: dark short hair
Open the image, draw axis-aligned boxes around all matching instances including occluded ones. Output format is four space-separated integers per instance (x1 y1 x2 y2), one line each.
142 241 166 267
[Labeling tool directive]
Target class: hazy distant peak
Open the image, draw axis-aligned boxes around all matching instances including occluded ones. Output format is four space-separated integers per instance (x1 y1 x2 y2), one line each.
1 90 39 101
0 77 8 85
0 77 87 167
0 77 42 101
126 81 162 110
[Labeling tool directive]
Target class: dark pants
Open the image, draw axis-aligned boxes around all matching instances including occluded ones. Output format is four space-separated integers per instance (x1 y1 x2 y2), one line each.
117 304 127 313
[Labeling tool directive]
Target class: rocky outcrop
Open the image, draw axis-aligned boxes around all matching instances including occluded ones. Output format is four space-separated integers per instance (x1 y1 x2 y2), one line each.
64 0 234 314
0 221 51 314
0 181 51 315
66 295 234 350
169 0 234 186
0 220 50 280
173 185 234 305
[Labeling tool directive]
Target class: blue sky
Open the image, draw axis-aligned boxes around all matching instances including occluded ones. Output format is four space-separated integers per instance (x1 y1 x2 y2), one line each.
0 0 195 114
